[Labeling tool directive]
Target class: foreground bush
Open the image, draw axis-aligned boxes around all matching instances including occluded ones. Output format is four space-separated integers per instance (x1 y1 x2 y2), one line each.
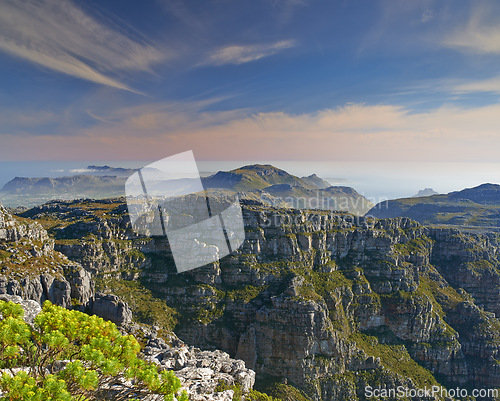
0 300 188 401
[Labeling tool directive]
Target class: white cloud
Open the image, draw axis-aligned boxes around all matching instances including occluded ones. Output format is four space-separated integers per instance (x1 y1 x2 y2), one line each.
452 76 500 94
0 0 165 91
421 9 435 23
443 10 500 54
205 40 296 66
3 101 500 163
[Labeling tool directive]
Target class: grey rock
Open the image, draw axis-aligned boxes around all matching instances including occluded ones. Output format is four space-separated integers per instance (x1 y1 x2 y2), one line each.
92 292 132 325
0 294 41 325
64 266 94 308
133 329 255 400
0 274 72 308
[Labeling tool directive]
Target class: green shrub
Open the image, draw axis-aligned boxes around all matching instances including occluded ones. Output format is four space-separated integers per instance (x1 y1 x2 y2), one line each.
0 300 188 401
351 333 439 389
246 389 276 400
215 381 243 400
262 383 311 401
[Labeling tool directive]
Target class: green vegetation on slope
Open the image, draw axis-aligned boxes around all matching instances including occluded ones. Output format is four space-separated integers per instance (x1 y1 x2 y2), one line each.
351 333 439 389
96 278 178 332
0 300 187 401
368 183 500 228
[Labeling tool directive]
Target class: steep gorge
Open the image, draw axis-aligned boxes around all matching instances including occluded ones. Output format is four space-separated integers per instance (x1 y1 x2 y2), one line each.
5 199 500 400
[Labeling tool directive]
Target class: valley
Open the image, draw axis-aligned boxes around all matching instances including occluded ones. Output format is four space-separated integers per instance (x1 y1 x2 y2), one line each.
1 197 498 400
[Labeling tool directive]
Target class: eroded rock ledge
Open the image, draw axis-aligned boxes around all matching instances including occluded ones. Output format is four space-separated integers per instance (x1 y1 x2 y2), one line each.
4 199 500 400
0 294 255 401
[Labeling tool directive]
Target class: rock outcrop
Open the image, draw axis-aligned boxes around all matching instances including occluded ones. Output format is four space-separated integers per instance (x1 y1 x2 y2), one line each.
0 202 48 242
0 295 256 401
92 292 132 325
15 199 500 400
139 330 256 400
0 201 94 310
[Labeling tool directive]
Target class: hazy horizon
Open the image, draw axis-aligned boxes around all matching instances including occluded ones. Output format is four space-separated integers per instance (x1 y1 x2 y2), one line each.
1 160 499 202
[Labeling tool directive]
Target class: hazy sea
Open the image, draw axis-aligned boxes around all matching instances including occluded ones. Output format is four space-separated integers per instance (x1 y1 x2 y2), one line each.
0 160 499 203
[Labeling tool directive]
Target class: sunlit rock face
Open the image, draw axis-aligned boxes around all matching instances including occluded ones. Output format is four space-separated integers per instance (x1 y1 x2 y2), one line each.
0 201 94 310
12 199 500 400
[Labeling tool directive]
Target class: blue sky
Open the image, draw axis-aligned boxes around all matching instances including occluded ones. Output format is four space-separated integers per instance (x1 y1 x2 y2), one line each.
1 0 500 163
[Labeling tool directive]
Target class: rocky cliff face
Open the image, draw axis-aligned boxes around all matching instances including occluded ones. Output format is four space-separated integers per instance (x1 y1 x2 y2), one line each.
16 199 500 400
0 201 110 320
0 202 48 242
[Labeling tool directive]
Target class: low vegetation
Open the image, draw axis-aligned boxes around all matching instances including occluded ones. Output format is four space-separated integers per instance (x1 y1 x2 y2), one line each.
351 333 439 389
0 300 187 401
96 278 178 332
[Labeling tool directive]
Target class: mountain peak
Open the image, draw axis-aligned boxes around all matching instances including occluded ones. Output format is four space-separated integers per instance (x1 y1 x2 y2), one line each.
449 183 500 203
233 164 289 176
204 164 304 191
413 188 438 197
301 173 331 190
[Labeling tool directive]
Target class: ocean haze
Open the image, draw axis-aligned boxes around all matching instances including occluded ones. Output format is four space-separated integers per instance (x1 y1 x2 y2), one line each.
1 160 499 202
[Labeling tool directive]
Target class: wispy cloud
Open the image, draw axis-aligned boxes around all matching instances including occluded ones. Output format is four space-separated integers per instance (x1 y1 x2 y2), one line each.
452 76 500 94
84 96 245 130
420 9 435 23
266 0 308 22
0 110 58 128
0 0 165 91
3 101 500 163
443 8 500 54
204 40 296 66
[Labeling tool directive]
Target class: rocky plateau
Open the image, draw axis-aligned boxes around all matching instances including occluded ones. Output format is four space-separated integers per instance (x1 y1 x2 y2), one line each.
1 198 499 400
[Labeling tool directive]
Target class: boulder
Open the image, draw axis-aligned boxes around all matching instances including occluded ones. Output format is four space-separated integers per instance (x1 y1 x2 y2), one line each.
92 293 132 325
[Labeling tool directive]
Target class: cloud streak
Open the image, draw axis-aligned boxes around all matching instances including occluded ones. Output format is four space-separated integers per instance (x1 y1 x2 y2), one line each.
443 7 500 54
452 75 500 94
2 101 500 163
0 0 165 91
204 40 296 66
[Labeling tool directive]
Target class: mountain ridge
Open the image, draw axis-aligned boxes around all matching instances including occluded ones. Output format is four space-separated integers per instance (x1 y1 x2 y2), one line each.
0 164 373 214
367 183 500 228
7 198 499 401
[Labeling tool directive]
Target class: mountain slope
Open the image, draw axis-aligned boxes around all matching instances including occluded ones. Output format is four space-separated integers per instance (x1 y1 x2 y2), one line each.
15 198 500 401
263 184 372 214
202 164 318 191
1 164 373 214
367 183 500 228
202 164 373 215
1 175 126 195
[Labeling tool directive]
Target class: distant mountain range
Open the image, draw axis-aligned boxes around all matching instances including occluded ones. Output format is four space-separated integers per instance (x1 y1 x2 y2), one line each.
413 188 438 197
5 164 500 225
0 175 126 207
368 183 500 228
84 165 137 177
0 164 373 214
2 175 125 194
203 164 331 191
203 164 372 214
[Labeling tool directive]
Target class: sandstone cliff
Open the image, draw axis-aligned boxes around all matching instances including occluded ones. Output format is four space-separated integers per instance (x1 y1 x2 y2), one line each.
13 199 500 400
